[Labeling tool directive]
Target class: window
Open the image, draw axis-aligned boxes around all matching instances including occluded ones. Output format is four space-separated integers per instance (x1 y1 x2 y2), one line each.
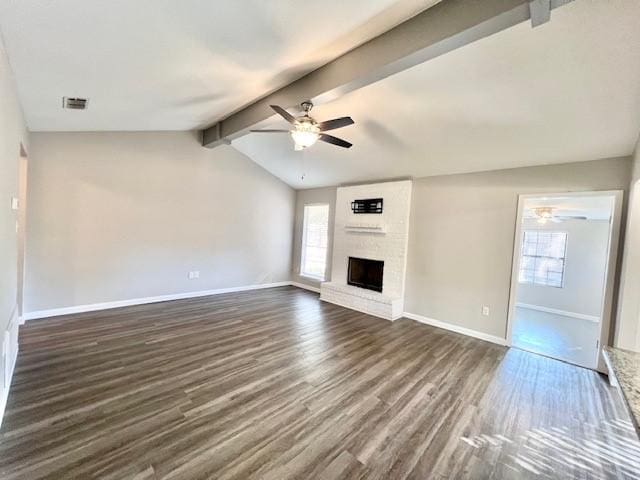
519 231 567 288
301 204 330 280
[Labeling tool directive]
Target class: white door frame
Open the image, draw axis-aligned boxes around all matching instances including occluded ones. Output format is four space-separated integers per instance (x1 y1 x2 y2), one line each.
505 190 624 372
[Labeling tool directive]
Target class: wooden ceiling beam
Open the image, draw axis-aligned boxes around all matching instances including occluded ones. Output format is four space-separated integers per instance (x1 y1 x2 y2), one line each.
202 0 573 148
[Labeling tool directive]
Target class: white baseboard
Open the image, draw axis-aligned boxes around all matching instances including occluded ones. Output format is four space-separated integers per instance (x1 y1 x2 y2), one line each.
402 312 507 346
515 302 600 323
23 281 292 321
1 307 20 429
0 346 17 430
290 282 321 294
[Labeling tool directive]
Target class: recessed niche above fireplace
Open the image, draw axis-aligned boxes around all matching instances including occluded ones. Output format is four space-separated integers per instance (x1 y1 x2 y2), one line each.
351 198 383 214
348 257 384 292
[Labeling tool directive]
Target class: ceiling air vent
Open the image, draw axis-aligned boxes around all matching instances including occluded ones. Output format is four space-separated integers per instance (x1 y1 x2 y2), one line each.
62 97 88 110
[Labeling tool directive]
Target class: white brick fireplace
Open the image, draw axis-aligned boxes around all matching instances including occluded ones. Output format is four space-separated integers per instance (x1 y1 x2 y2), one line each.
320 180 412 320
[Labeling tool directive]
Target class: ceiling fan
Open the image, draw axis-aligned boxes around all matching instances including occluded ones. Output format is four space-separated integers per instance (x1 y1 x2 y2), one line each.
529 207 587 224
250 101 354 151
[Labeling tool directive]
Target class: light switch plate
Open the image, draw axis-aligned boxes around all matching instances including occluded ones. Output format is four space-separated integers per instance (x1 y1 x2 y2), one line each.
11 197 19 210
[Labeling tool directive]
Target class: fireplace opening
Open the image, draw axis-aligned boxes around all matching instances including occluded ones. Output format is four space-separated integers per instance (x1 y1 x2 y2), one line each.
347 257 384 292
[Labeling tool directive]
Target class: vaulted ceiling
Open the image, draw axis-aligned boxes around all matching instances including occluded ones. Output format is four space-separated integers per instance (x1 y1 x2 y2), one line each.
233 0 640 188
0 0 437 131
1 0 639 189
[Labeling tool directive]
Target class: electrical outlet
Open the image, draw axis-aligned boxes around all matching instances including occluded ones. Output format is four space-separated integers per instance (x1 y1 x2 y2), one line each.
481 305 490 316
188 271 200 280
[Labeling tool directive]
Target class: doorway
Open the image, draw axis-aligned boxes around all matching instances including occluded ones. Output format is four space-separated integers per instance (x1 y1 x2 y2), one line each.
506 191 623 370
16 144 27 322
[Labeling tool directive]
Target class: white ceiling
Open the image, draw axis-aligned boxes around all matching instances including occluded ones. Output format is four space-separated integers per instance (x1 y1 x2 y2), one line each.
2 0 639 190
234 0 640 188
0 0 438 131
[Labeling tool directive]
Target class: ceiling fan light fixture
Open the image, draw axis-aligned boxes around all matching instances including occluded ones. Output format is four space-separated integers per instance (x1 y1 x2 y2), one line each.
290 122 320 150
534 207 553 218
252 103 353 150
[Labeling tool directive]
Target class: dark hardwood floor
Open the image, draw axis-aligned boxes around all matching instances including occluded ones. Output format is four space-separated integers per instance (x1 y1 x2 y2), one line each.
1 286 638 479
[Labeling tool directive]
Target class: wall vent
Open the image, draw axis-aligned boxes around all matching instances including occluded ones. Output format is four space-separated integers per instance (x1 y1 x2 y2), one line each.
62 97 88 110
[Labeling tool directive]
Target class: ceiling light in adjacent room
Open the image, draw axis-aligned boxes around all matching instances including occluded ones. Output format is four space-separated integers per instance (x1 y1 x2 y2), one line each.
534 207 554 224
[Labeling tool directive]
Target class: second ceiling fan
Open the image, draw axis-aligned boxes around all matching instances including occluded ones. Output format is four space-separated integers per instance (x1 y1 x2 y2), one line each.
251 101 354 151
529 207 588 224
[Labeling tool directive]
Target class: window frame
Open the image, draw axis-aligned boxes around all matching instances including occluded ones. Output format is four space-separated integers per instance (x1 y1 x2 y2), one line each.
300 203 330 281
518 230 568 289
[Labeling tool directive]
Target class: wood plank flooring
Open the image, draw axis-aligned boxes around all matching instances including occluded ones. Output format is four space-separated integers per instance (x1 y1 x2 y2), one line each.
1 286 639 479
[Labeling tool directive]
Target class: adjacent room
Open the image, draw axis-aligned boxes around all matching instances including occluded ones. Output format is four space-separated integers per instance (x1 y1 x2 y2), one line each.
1 1 640 478
510 194 617 368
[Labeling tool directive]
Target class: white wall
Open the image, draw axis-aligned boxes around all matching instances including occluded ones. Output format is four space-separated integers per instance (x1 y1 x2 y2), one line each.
616 136 640 350
291 187 336 290
25 131 295 314
516 218 610 318
404 157 631 339
0 37 29 419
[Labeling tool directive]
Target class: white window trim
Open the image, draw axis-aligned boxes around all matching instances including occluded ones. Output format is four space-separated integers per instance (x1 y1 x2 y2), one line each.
300 203 330 281
299 273 326 281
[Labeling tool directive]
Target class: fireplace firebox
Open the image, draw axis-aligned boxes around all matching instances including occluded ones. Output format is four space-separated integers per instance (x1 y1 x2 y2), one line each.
347 257 384 292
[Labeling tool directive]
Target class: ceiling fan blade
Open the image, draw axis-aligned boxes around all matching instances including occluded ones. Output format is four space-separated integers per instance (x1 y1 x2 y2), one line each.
317 116 354 132
270 105 296 124
556 215 588 220
319 134 352 149
249 129 290 133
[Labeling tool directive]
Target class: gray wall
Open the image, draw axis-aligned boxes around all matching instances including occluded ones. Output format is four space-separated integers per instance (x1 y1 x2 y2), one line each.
25 131 295 313
0 38 29 396
404 157 631 339
616 138 640 350
291 187 336 290
0 39 28 404
516 218 609 318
